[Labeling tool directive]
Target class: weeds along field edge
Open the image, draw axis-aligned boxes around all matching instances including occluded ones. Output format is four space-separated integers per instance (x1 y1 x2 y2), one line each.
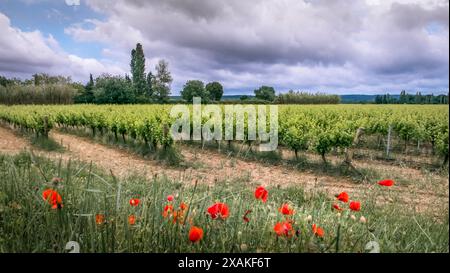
0 152 448 253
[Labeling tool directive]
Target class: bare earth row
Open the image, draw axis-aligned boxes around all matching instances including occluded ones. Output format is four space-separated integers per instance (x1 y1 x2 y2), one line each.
0 125 447 215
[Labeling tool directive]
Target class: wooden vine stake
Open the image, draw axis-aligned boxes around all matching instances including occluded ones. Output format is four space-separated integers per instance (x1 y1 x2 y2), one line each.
42 115 49 138
386 125 392 158
344 127 365 172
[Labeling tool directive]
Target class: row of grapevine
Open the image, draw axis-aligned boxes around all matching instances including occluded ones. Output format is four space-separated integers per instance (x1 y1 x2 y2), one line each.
0 104 448 163
279 105 448 162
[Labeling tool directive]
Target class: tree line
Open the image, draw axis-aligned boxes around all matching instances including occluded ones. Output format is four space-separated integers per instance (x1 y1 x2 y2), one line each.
274 90 340 104
1 43 448 105
0 74 81 105
375 91 448 104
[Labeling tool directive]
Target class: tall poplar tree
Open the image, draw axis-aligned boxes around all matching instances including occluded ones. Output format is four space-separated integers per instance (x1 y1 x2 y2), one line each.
130 43 146 96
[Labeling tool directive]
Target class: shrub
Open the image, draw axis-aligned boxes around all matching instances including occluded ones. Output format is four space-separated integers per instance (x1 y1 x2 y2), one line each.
206 81 223 101
275 91 340 104
254 86 276 102
92 75 136 104
180 80 209 102
0 84 77 105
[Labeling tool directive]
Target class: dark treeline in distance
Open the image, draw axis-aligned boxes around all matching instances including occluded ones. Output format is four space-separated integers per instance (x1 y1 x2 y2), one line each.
375 91 448 104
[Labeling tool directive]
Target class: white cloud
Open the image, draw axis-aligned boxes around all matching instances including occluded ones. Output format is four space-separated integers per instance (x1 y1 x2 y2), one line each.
0 12 126 82
65 0 80 6
62 0 449 94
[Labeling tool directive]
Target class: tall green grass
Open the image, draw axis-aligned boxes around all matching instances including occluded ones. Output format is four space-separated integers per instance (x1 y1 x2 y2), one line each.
0 152 448 253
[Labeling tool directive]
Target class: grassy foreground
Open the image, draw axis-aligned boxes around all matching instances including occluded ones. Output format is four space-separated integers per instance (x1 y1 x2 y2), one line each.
0 152 448 253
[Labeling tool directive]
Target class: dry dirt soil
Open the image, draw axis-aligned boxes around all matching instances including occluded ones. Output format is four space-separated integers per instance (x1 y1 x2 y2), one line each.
0 125 448 214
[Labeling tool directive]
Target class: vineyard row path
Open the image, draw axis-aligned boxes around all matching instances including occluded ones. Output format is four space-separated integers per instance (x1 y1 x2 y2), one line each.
0 125 447 214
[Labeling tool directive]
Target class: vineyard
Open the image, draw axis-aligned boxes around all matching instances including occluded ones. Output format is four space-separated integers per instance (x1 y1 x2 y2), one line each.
0 104 448 167
0 104 448 254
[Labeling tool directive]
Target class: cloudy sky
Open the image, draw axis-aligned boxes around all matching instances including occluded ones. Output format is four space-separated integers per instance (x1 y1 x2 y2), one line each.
0 0 448 95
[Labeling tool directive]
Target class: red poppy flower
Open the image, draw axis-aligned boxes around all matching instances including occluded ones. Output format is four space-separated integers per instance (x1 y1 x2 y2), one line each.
163 204 173 218
95 214 105 225
254 186 268 203
207 202 230 220
332 204 343 211
378 179 394 187
128 214 136 225
172 210 179 224
278 203 294 215
274 221 293 237
167 195 174 202
189 226 204 243
42 189 63 209
129 198 140 207
243 210 252 223
312 224 324 237
349 201 361 211
336 192 349 203
180 202 188 211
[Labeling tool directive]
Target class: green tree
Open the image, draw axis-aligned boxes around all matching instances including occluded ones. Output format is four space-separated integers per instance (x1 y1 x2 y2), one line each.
93 74 135 104
0 75 14 87
153 60 172 102
125 74 132 83
374 95 381 104
130 43 147 96
153 83 170 103
73 74 94 103
415 92 423 104
400 90 406 104
84 74 95 103
205 81 223 101
181 80 208 102
254 86 276 101
32 73 71 85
